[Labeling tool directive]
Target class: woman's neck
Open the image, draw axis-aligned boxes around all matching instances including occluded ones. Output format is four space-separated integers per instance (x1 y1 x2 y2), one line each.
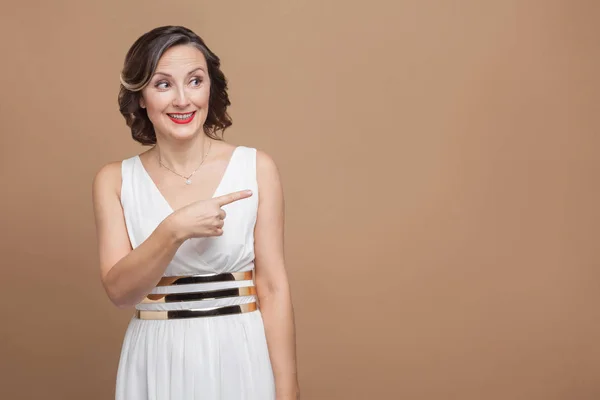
153 134 214 172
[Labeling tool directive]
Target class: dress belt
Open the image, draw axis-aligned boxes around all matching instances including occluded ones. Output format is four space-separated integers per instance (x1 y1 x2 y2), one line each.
155 270 253 287
135 270 257 320
135 303 258 320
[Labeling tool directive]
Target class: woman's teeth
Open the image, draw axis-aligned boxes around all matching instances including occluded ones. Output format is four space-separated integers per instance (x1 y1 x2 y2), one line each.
168 112 194 120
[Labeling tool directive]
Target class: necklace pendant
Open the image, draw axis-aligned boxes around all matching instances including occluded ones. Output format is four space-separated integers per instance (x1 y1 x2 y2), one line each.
185 179 192 185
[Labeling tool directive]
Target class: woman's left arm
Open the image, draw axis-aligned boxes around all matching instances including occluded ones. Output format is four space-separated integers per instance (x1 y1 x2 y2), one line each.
254 149 300 400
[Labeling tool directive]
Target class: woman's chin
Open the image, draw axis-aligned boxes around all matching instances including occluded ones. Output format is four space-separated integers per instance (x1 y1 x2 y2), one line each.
161 126 203 141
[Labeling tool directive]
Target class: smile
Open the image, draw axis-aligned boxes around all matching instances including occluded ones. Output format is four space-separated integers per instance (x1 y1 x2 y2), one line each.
167 111 196 124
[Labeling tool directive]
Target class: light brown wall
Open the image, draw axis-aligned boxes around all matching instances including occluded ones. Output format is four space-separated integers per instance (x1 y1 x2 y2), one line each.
1 1 599 399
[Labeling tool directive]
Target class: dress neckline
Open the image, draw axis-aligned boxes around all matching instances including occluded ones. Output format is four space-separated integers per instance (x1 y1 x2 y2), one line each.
136 146 241 213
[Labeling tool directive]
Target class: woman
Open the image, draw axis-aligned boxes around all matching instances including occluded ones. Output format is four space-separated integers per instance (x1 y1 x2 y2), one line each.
92 25 299 399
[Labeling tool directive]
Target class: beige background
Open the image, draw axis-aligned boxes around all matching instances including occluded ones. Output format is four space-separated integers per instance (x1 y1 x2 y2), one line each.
1 1 599 399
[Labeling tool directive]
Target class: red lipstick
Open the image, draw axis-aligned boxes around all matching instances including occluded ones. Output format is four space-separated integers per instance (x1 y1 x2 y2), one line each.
167 111 196 124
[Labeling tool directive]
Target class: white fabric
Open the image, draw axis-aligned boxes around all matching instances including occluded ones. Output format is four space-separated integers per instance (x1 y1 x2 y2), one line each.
115 146 275 399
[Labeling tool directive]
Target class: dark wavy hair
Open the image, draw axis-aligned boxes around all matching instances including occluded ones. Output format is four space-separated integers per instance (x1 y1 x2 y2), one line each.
118 26 232 145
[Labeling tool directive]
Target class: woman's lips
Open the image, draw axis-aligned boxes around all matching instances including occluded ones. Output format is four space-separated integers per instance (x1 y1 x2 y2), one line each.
167 111 196 124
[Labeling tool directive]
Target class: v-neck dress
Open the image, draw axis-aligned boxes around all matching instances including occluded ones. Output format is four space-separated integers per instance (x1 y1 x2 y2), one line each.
115 146 275 399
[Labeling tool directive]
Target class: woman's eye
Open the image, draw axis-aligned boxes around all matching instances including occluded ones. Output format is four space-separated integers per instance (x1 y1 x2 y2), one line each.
154 78 201 89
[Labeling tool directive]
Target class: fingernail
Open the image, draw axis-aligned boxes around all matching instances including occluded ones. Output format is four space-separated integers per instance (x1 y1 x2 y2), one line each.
246 190 253 195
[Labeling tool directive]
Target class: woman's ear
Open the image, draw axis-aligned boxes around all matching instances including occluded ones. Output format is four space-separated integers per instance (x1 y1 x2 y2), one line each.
139 97 146 109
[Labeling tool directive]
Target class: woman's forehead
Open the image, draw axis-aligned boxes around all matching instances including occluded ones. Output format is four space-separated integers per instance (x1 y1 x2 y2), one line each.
156 45 207 72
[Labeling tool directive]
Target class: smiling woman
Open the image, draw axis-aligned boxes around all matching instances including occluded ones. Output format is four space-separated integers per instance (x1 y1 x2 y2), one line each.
118 27 232 145
92 26 299 400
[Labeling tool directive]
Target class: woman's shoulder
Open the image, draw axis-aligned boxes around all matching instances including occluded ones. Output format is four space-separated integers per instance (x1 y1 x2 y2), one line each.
230 143 271 161
92 153 140 185
92 153 140 200
253 147 278 172
92 159 126 198
233 145 278 172
251 148 282 194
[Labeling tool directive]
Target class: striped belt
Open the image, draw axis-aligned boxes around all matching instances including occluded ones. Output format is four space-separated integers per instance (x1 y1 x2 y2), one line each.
135 270 257 320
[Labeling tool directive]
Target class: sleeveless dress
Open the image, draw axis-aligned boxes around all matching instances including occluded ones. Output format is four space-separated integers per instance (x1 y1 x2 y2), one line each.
115 146 275 400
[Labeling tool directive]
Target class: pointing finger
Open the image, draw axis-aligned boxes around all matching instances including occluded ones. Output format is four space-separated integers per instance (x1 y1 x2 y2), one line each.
214 190 253 207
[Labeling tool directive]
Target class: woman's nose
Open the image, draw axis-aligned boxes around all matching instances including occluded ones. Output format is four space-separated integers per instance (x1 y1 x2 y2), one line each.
172 87 190 108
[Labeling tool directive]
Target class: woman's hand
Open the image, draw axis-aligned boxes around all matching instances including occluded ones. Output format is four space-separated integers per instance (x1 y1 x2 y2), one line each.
165 189 253 242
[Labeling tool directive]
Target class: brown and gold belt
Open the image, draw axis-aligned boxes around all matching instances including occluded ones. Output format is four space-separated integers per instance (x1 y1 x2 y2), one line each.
135 270 257 320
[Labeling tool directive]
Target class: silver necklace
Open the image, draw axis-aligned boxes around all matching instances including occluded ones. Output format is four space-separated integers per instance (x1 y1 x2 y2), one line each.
157 140 212 185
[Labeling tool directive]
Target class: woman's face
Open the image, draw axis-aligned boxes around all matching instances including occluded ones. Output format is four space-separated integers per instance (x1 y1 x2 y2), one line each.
140 44 211 141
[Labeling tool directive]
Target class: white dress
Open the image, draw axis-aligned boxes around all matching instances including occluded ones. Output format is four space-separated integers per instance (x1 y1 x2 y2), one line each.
115 146 275 399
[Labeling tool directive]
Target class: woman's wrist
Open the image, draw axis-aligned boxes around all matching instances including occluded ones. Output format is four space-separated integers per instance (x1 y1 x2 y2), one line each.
159 213 187 245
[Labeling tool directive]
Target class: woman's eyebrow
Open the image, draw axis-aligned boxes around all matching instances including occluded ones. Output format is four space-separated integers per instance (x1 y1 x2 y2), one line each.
153 67 205 78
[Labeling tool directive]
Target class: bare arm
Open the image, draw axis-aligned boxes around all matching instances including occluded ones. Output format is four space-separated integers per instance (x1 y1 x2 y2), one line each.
92 162 252 309
254 150 299 399
92 162 184 308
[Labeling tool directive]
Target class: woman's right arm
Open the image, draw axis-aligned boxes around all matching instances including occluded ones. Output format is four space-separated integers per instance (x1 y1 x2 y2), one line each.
92 162 184 309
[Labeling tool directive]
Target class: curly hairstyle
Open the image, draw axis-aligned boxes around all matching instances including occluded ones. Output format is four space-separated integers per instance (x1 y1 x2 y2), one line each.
118 26 232 145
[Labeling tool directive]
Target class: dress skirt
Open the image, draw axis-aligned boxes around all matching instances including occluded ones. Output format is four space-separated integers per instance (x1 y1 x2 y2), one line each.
115 310 275 400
